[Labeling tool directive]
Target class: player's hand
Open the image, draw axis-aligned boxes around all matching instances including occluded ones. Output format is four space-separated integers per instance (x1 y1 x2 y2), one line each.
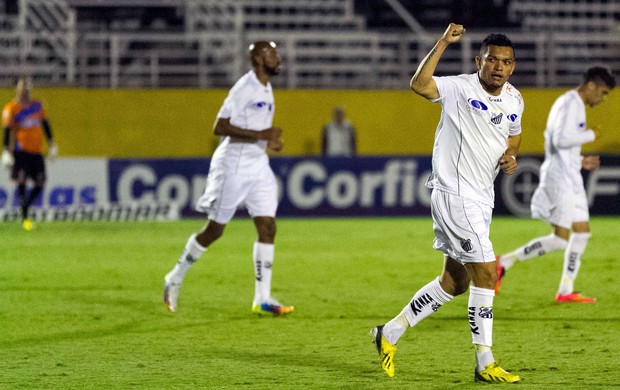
1 149 14 169
440 23 466 44
48 142 58 161
582 154 600 171
262 127 283 152
499 153 517 175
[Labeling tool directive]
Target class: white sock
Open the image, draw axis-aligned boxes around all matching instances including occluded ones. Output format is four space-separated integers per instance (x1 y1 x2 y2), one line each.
165 234 206 285
469 286 495 371
253 242 274 304
500 233 567 270
558 232 590 295
382 277 453 345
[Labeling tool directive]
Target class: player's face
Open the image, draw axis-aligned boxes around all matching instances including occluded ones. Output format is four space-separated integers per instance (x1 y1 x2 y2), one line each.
476 45 515 94
585 82 611 107
16 78 32 101
262 47 281 76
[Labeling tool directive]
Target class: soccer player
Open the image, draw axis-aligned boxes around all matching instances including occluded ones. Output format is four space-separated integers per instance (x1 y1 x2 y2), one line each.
370 23 523 383
163 41 294 316
495 67 615 303
1 76 58 231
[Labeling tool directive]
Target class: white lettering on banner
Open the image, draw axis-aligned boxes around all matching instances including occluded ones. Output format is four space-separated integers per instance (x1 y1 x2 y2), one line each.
116 164 208 208
327 172 358 208
586 168 620 206
287 161 327 209
286 159 429 210
118 165 157 203
157 175 190 206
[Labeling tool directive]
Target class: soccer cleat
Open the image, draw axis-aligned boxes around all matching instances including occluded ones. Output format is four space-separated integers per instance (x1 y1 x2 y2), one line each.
495 256 505 295
555 292 596 303
163 282 180 312
370 325 397 378
475 362 521 383
252 297 294 316
22 218 34 231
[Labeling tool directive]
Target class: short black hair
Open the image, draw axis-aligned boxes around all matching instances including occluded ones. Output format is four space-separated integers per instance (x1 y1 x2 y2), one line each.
582 66 616 89
479 34 515 58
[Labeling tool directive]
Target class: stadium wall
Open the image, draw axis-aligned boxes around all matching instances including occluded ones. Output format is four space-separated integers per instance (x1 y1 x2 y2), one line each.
0 88 618 157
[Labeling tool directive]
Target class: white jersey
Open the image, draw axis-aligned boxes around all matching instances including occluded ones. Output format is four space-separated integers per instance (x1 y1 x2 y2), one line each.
211 70 275 175
426 73 524 207
538 89 595 192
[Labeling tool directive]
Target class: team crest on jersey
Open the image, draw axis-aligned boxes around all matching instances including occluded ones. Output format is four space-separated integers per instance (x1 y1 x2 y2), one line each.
490 112 503 125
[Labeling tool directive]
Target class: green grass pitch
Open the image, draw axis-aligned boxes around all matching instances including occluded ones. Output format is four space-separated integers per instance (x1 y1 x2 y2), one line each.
1 217 619 389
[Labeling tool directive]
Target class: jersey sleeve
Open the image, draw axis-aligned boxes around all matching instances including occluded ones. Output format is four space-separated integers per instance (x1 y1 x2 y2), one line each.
552 98 595 149
216 83 251 121
430 76 457 103
508 93 524 136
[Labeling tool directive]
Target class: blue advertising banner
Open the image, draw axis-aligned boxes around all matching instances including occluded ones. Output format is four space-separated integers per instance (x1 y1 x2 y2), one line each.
3 155 618 220
107 155 620 217
107 156 435 217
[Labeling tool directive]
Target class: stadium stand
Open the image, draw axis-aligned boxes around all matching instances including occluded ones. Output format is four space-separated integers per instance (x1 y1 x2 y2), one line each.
0 0 617 88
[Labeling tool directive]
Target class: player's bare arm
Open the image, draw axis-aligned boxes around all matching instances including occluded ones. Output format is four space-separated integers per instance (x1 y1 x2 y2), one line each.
582 155 600 171
499 134 521 175
410 23 465 100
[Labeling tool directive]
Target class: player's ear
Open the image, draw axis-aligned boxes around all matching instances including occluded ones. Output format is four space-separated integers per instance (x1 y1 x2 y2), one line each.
475 56 482 70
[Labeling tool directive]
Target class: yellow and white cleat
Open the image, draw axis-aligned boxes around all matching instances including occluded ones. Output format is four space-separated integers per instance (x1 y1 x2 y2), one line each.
475 362 521 383
370 325 397 378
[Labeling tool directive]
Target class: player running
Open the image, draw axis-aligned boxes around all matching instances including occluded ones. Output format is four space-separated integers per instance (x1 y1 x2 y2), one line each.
371 23 523 383
2 76 58 231
163 41 293 316
495 66 615 303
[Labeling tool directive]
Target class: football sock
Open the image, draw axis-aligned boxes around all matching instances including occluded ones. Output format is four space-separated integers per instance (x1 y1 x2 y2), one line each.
18 184 27 218
474 344 494 372
165 234 206 285
23 186 43 218
468 286 495 372
253 241 274 303
383 277 453 345
558 232 590 295
499 233 567 270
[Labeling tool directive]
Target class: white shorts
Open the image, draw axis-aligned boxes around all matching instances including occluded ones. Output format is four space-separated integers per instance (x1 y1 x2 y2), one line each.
530 185 589 229
195 165 278 224
430 189 495 263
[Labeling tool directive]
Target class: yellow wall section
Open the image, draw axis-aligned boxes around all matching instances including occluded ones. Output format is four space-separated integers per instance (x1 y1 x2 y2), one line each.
0 88 617 157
